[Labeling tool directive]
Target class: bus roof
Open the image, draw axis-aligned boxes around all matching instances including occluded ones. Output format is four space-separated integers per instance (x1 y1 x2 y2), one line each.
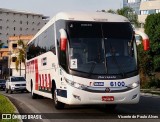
28 12 129 44
55 11 129 22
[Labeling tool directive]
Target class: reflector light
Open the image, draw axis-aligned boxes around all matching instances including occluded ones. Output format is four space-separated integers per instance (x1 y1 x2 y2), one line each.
143 39 150 51
60 38 67 51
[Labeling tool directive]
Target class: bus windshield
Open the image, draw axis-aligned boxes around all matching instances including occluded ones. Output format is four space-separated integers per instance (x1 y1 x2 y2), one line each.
67 21 137 75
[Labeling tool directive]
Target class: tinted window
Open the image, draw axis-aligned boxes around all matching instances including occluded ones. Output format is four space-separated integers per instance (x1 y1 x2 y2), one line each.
27 24 55 60
11 77 25 82
0 79 6 83
102 22 133 40
67 21 101 38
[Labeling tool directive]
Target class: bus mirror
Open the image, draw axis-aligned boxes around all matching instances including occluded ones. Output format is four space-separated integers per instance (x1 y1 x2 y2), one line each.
135 30 150 51
59 29 67 51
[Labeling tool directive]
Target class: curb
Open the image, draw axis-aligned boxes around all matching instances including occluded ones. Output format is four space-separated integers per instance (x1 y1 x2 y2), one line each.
140 89 160 96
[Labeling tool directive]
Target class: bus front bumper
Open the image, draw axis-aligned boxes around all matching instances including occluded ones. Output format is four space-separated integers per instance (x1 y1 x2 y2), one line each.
58 85 140 105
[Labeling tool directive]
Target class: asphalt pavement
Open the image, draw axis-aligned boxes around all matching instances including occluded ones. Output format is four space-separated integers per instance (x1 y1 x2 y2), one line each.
0 91 160 122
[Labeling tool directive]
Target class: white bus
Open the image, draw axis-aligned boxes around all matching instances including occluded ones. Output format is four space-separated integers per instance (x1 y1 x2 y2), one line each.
26 12 149 109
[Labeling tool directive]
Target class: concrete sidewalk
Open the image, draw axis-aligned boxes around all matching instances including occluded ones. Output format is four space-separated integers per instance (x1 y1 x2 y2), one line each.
141 89 160 96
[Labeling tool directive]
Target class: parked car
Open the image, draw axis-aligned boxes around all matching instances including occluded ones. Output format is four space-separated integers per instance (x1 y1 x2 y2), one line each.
0 79 6 91
5 76 26 94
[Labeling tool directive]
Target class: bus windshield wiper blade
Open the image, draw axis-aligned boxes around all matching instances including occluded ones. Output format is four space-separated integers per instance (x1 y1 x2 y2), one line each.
110 55 125 78
87 61 97 77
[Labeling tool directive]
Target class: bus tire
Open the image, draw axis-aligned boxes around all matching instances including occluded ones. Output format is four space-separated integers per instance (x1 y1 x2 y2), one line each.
52 81 65 109
31 81 37 99
53 88 65 109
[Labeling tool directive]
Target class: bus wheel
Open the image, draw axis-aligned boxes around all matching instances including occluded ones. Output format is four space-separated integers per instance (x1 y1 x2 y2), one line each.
53 88 65 109
31 81 37 99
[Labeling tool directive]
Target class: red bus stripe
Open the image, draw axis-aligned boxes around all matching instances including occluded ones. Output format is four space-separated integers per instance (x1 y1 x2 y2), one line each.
35 59 39 90
42 74 44 89
45 74 48 88
48 74 52 89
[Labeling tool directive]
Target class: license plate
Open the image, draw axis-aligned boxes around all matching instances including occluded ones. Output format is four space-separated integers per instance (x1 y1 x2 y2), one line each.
102 96 114 101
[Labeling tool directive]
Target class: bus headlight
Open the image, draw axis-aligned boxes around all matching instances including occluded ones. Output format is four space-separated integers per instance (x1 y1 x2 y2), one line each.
128 81 139 88
65 78 86 90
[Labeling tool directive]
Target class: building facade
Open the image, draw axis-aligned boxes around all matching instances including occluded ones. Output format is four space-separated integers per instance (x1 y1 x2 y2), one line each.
8 35 33 77
138 0 160 24
0 8 49 46
0 48 9 79
123 0 141 14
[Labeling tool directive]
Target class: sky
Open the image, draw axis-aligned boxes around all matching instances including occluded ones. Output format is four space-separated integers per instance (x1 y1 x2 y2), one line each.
0 0 123 18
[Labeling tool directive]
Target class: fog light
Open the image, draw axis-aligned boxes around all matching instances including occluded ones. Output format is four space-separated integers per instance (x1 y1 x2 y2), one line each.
132 94 137 99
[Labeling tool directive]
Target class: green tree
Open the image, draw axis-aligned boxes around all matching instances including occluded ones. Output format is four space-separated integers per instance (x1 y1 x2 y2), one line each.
106 7 140 27
137 43 153 87
107 9 116 14
118 7 139 26
144 13 160 71
15 40 27 76
0 42 4 48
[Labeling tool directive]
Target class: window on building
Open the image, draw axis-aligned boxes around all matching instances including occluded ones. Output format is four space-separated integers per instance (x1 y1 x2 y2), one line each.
0 26 2 30
27 15 28 18
0 19 2 21
141 9 157 15
14 27 16 30
149 10 155 14
20 28 22 31
156 9 160 13
27 21 29 25
127 0 136 3
13 20 16 22
12 43 17 48
141 0 149 2
12 57 17 62
37 22 40 26
141 10 149 15
32 22 35 24
20 21 22 24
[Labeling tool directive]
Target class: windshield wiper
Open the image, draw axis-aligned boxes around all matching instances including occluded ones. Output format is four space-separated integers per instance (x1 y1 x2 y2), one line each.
110 55 125 78
87 61 97 77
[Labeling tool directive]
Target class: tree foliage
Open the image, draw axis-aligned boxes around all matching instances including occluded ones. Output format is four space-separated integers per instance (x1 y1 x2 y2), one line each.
0 42 4 48
106 7 140 27
144 13 160 71
15 40 27 71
